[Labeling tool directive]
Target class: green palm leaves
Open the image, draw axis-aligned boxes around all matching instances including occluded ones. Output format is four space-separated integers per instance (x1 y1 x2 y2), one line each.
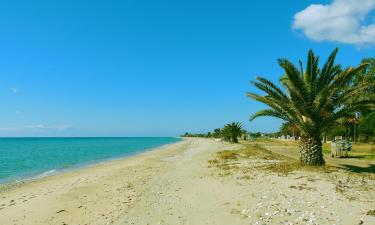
222 122 243 143
247 48 375 165
247 48 375 136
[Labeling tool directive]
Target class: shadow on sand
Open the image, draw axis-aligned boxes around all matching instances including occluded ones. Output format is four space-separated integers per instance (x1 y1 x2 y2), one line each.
340 164 375 174
345 155 366 159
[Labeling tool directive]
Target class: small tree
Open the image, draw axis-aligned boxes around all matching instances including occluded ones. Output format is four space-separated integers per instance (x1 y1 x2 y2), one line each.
358 112 375 142
213 128 222 138
222 122 243 143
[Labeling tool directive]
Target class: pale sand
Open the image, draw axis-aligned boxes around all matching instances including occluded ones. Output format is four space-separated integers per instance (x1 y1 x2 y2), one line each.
0 138 374 225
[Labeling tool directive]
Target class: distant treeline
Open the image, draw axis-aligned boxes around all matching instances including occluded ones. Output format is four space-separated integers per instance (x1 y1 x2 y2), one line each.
181 122 278 143
278 112 375 142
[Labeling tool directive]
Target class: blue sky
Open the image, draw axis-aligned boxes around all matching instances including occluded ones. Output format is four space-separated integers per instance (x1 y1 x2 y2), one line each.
0 0 374 137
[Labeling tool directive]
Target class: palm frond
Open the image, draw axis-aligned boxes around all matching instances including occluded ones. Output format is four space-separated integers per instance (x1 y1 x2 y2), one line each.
247 48 375 137
250 109 288 121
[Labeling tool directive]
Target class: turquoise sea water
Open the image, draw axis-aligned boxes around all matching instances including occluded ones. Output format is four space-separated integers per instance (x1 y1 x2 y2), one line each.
0 137 180 184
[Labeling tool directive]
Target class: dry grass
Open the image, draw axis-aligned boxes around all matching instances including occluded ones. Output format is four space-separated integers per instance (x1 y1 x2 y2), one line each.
209 143 339 176
253 138 375 160
216 150 238 160
209 141 375 203
255 139 298 147
263 161 337 175
209 143 293 175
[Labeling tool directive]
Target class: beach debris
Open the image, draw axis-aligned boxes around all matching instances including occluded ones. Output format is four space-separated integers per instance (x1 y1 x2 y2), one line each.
366 210 375 216
56 209 67 213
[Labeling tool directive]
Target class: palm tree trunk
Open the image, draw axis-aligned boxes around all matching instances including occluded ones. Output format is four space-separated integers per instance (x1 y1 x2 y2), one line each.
299 135 325 166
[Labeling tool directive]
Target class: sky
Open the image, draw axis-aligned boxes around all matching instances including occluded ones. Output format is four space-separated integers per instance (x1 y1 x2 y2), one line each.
0 0 374 137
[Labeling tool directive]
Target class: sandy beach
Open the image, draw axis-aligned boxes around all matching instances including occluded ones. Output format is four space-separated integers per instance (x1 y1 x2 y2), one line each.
0 138 374 225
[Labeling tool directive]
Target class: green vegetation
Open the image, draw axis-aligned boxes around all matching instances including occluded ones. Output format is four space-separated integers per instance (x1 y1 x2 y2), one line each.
256 138 375 160
181 122 244 143
357 112 375 142
247 49 375 166
276 58 375 143
221 122 243 143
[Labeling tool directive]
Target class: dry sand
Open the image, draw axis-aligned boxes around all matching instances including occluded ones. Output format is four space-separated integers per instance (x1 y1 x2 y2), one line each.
0 138 374 225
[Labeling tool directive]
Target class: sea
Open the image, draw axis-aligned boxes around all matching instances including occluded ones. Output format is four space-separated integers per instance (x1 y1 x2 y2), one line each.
0 137 181 184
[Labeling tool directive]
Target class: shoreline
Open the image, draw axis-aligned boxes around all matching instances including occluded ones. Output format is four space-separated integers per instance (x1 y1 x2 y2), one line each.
0 138 192 225
0 137 183 187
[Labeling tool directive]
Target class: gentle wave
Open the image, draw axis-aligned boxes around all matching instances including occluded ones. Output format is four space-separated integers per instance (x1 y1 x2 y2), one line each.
34 170 57 179
12 170 58 184
0 137 181 184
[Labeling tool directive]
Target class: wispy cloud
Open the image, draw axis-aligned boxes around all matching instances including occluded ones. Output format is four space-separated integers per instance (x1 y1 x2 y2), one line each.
0 124 71 131
293 0 375 46
10 87 18 93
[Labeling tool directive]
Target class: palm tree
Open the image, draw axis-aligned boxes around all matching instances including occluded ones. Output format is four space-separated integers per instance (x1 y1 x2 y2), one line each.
222 122 243 143
213 128 222 138
247 48 375 166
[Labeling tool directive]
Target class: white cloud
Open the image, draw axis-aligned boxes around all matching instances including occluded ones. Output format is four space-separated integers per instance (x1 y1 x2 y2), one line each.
293 0 375 46
10 87 18 93
0 124 71 131
52 124 71 130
